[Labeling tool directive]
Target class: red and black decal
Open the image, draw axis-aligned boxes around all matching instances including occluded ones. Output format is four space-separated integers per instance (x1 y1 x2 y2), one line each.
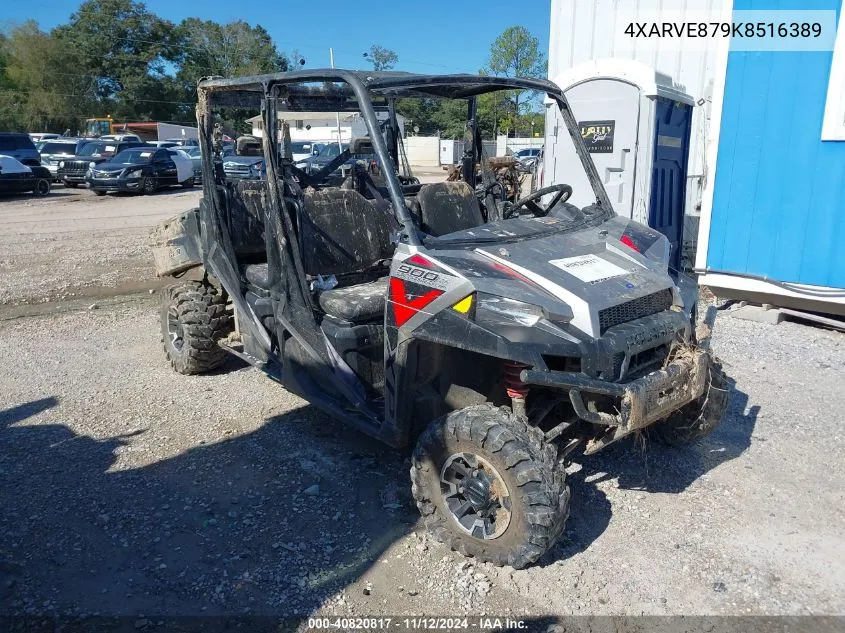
388 277 443 327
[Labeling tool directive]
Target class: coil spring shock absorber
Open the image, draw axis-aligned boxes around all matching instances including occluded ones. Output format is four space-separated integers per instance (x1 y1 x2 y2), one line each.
504 361 530 419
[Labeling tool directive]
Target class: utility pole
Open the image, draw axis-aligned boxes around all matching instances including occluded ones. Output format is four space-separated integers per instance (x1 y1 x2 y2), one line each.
329 48 344 152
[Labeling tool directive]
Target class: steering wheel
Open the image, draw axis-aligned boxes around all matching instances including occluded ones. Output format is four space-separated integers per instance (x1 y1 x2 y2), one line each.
508 184 573 218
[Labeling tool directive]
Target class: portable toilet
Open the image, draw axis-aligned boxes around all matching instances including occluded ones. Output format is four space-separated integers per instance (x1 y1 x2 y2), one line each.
545 59 694 269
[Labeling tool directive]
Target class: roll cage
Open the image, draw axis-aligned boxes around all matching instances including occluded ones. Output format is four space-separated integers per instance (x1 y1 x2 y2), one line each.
191 70 616 445
196 69 613 247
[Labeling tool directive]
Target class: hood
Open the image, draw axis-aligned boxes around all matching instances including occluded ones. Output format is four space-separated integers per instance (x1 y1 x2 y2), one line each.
95 159 146 172
427 216 677 338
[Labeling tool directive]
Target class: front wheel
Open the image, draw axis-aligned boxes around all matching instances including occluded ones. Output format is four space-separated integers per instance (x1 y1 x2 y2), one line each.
181 177 195 188
64 181 78 189
648 355 729 446
92 189 106 197
411 404 570 569
141 176 158 195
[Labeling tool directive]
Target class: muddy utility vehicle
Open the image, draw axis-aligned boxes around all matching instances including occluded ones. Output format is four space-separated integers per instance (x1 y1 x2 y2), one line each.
151 70 728 569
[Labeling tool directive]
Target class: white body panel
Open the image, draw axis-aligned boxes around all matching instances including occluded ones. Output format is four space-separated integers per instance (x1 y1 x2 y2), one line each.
0 155 32 174
166 149 194 183
156 123 199 142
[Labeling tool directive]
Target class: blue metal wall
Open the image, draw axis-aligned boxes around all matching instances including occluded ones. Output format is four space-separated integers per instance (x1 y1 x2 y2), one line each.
707 0 845 288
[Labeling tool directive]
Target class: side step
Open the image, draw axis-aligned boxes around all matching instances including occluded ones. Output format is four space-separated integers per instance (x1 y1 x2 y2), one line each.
218 339 266 368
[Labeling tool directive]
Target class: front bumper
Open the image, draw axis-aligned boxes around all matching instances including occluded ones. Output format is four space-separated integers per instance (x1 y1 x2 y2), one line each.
521 345 710 452
58 170 87 183
87 176 142 192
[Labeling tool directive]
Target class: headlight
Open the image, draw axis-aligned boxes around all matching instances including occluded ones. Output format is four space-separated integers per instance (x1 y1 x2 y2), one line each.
58 161 64 168
124 167 143 177
475 294 544 327
89 161 96 168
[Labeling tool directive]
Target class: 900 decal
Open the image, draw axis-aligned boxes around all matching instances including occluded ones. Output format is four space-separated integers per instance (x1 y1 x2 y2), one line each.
394 263 452 291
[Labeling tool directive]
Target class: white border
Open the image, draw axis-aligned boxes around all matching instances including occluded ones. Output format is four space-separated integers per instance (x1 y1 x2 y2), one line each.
694 0 734 271
821 0 845 140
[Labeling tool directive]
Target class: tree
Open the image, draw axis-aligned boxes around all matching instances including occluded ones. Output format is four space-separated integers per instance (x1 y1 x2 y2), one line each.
366 45 398 71
484 26 546 136
0 21 95 131
175 19 287 83
53 0 181 121
173 19 288 133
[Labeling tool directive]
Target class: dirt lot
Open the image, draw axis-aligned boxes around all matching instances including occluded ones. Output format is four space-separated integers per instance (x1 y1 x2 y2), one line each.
0 185 202 306
0 184 844 627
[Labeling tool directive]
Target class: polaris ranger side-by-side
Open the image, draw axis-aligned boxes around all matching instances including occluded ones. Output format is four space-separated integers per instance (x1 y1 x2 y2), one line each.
151 70 728 569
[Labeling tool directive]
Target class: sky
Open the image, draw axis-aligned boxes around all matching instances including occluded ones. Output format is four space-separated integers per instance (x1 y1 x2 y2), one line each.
1 0 552 75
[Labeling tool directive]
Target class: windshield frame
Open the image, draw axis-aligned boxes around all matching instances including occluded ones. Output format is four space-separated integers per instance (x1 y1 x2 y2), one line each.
197 70 615 248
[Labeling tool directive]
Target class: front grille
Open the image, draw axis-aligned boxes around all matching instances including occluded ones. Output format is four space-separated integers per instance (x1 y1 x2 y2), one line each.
599 289 673 334
60 160 91 175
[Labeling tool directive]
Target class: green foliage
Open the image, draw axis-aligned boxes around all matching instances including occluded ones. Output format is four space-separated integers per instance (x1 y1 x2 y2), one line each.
174 19 288 84
484 25 547 137
0 0 291 131
486 25 546 79
366 45 398 71
0 21 94 131
0 8 546 139
53 0 179 119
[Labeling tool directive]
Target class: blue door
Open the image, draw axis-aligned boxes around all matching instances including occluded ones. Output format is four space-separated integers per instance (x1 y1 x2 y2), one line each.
648 98 692 270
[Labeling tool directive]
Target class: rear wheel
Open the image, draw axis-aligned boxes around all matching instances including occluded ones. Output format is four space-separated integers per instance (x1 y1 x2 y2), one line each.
648 356 729 446
160 281 232 375
33 178 50 196
411 404 570 569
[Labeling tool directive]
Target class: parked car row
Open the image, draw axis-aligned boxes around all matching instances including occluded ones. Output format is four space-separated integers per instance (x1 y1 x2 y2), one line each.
86 147 194 195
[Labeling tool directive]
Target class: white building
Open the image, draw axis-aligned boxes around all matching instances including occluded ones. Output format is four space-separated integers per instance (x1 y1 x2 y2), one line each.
246 111 405 144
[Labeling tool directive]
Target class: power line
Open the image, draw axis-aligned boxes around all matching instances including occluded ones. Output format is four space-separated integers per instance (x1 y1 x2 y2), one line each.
0 87 195 106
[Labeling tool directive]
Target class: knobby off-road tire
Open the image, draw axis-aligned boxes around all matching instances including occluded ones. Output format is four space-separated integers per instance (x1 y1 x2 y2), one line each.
648 356 729 446
411 404 570 569
92 189 106 196
160 281 232 375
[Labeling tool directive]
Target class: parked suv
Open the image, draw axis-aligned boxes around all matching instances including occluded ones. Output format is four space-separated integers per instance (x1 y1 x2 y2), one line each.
0 132 41 167
57 139 147 187
38 139 94 180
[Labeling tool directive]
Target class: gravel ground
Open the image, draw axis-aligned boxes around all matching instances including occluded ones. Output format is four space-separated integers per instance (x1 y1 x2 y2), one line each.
0 180 843 626
0 296 843 622
0 186 202 305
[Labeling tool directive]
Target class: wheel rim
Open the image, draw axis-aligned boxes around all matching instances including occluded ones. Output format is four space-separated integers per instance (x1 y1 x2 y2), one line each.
166 307 185 352
440 452 511 540
35 180 49 195
144 178 156 193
